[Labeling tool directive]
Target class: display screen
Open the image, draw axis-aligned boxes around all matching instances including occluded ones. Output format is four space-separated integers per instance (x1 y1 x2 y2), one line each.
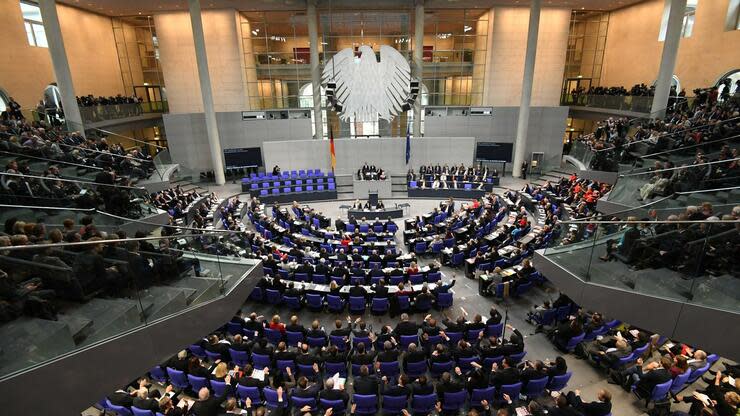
223 147 263 169
475 142 513 162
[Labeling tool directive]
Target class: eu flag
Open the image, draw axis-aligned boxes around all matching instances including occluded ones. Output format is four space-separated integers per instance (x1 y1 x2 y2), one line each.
405 123 411 165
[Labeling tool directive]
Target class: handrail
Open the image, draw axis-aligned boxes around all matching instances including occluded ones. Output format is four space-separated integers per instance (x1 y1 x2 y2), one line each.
618 157 740 177
593 116 740 152
55 141 154 164
0 150 104 171
0 171 148 191
640 133 740 159
0 202 235 234
557 219 739 225
0 203 95 212
566 194 676 221
93 128 167 150
675 185 740 195
0 231 241 251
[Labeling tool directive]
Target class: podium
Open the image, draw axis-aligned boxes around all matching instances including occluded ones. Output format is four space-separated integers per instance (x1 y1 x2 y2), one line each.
368 192 378 208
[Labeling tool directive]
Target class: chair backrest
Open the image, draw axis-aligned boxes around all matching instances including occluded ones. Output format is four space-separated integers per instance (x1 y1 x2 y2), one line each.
306 336 327 348
286 331 305 346
547 371 572 391
509 351 527 363
210 380 227 397
523 376 549 397
651 380 674 401
229 348 249 366
687 363 710 384
327 295 344 311
442 390 467 410
353 394 378 414
187 374 210 392
379 361 400 377
236 384 261 402
252 352 271 368
264 388 280 409
437 292 453 308
670 369 692 394
372 297 389 312
485 323 503 338
166 367 188 389
382 395 408 413
565 333 585 351
319 398 346 413
148 366 167 383
131 407 154 416
431 361 454 375
291 396 316 411
400 334 418 349
411 393 437 413
446 332 463 345
500 382 523 399
106 400 133 416
349 296 366 312
470 386 496 407
406 360 428 377
325 361 347 377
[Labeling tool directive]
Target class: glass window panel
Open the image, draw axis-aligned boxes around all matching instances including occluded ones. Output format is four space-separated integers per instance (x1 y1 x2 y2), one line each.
24 21 35 46
32 23 47 48
21 2 42 22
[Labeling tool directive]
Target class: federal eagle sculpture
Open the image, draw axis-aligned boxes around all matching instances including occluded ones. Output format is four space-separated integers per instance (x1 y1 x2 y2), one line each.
322 45 412 122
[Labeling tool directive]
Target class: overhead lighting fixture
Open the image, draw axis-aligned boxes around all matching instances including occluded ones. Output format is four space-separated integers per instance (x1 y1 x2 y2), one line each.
464 25 472 32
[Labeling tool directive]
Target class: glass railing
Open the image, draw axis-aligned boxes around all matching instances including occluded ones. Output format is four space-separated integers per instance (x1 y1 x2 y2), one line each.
542 219 740 313
561 93 656 113
0 230 259 380
78 101 168 124
607 160 740 207
0 171 158 218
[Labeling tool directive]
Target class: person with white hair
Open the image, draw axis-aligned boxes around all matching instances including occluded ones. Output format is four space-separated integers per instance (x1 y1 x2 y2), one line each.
132 387 160 412
190 380 229 416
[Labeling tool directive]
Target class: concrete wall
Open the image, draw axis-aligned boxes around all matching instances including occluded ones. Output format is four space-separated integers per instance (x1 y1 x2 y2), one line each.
485 7 571 107
164 106 567 174
262 137 476 175
0 2 123 108
155 9 248 114
601 0 740 92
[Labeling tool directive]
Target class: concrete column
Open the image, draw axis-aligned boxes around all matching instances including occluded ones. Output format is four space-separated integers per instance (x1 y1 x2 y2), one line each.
38 0 84 136
188 0 225 184
412 0 424 137
512 0 541 178
307 0 324 140
651 0 687 117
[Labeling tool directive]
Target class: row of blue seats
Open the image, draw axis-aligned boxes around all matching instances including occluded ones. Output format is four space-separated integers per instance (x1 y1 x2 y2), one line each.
139 367 572 416
247 169 329 180
408 181 487 189
249 289 453 313
263 268 443 284
247 176 335 188
256 183 336 196
220 323 507 352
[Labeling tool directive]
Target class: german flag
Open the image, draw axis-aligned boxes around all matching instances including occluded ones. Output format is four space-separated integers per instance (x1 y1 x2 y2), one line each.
329 125 336 173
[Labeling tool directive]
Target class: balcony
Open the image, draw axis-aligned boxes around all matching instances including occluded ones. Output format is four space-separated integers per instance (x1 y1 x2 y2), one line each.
78 101 169 127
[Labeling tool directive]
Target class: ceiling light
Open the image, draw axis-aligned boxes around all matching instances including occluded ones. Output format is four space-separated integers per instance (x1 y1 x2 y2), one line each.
464 25 472 32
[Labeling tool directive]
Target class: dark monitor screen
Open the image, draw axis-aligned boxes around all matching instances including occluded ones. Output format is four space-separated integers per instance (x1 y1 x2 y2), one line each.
475 142 513 163
223 147 263 169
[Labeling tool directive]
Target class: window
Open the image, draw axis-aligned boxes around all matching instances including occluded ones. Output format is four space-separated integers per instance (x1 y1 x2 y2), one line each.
659 0 698 41
0 90 9 113
716 70 740 102
726 0 740 31
21 1 47 48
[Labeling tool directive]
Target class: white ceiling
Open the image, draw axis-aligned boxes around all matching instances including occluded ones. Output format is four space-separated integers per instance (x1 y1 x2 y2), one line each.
57 0 647 17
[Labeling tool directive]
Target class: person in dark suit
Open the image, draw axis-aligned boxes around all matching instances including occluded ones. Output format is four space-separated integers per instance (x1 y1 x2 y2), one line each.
632 356 673 399
164 350 189 372
402 343 427 372
285 315 306 335
108 389 134 407
351 342 376 367
436 370 464 400
489 358 520 389
132 388 160 412
519 360 547 388
353 365 380 395
349 281 368 299
548 393 583 416
372 280 389 300
377 341 400 363
393 313 419 336
306 320 327 340
412 375 435 395
383 374 411 397
292 376 321 398
318 377 349 405
489 306 503 324
189 385 228 416
567 389 612 416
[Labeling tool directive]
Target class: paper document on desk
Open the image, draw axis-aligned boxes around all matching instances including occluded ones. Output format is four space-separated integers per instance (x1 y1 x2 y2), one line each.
693 392 711 406
251 369 266 381
515 407 531 416
331 373 346 390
